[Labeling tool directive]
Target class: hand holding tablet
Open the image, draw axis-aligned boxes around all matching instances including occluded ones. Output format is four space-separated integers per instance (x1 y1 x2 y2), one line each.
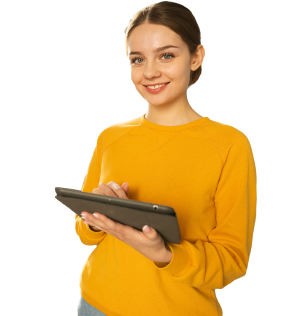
80 183 173 263
55 182 181 244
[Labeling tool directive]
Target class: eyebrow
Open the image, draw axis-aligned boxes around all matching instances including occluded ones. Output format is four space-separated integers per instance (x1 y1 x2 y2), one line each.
129 45 179 56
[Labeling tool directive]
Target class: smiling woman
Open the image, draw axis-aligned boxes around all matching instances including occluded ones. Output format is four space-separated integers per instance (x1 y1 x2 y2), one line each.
75 2 257 316
124 4 205 126
124 4 204 89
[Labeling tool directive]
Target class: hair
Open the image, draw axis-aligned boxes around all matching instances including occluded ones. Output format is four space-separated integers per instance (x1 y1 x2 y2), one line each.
124 1 202 89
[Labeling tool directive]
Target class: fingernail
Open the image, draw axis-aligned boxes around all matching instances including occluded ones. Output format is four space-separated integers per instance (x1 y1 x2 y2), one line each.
93 213 99 218
143 225 151 233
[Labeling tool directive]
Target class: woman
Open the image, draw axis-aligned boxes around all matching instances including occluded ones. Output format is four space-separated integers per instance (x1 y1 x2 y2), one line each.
76 2 257 315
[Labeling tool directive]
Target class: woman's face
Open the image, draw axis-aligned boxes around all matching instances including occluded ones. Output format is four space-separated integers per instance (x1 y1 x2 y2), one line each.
127 23 198 107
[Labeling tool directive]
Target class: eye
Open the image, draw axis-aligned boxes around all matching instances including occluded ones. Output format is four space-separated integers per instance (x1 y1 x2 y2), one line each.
131 57 143 64
130 52 175 65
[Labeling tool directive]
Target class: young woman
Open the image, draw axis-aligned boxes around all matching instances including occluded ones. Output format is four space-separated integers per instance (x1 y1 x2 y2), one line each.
76 2 257 315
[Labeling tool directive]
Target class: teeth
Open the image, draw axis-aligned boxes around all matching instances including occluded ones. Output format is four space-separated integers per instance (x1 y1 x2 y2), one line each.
147 83 167 89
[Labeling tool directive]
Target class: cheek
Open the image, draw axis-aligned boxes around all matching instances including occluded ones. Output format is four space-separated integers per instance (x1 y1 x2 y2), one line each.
168 65 190 88
131 68 143 85
167 63 187 78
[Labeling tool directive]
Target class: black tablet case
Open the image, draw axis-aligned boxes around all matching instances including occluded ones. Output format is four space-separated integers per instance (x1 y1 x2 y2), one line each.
55 187 181 244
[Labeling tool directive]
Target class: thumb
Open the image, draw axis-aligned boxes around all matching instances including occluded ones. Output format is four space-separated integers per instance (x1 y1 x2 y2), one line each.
142 225 153 235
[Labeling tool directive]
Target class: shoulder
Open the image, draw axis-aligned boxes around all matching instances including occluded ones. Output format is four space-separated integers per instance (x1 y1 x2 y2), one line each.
202 119 253 163
202 118 251 146
100 116 141 138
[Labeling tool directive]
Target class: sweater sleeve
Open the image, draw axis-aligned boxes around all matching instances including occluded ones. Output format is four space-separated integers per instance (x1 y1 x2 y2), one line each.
75 134 107 245
154 134 257 290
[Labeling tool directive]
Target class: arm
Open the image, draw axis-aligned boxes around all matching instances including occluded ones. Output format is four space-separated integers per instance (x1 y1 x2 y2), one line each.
153 244 173 267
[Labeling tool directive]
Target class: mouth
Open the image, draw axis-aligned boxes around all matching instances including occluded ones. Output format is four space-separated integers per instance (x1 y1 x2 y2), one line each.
143 82 170 87
143 82 170 94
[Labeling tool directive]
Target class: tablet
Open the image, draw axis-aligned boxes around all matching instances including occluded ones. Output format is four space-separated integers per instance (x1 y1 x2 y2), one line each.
55 187 181 244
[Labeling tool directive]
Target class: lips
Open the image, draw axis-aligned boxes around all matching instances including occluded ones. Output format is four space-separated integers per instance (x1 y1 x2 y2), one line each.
144 82 170 94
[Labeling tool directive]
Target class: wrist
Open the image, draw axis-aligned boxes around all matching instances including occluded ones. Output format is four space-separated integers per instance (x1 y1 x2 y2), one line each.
163 244 173 263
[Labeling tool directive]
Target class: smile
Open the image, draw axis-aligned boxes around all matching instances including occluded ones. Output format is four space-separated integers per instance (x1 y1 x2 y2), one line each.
146 83 167 89
144 82 170 94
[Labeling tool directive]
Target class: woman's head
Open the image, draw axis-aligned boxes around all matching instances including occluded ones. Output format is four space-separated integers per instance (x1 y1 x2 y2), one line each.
124 1 205 111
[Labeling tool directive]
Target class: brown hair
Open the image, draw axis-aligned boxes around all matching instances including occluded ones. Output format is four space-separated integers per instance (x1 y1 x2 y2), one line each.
124 1 202 88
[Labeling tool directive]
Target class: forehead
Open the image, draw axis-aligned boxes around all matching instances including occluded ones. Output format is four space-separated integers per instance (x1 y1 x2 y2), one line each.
127 23 183 51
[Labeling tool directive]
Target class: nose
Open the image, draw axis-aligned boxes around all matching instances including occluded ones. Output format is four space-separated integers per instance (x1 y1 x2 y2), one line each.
144 60 161 80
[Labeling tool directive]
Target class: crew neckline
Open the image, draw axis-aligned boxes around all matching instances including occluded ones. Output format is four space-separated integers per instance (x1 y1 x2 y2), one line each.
139 113 210 131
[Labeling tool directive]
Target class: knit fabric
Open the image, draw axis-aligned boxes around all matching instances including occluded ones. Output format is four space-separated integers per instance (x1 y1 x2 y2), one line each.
75 114 257 316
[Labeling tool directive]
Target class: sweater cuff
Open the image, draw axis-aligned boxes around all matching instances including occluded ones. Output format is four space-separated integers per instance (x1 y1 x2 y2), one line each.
153 242 192 276
84 225 104 238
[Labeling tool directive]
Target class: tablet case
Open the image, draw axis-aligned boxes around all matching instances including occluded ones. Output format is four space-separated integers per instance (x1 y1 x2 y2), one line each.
55 187 181 244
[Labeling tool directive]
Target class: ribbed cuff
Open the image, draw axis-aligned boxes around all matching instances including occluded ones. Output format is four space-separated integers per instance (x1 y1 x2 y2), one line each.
84 223 105 239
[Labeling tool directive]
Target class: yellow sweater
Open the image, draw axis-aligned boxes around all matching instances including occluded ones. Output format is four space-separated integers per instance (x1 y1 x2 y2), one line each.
75 114 257 316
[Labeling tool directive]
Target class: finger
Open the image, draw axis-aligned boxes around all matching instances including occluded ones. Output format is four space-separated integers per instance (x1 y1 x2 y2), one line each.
81 211 92 218
107 181 128 199
82 213 103 230
97 182 119 197
92 212 131 239
121 182 129 197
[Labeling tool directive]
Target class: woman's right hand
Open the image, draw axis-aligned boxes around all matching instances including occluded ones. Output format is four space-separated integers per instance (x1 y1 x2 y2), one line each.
81 181 129 231
92 181 129 199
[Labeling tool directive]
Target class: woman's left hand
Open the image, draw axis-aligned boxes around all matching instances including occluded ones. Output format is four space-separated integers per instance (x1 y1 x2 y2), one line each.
81 182 172 263
81 181 172 263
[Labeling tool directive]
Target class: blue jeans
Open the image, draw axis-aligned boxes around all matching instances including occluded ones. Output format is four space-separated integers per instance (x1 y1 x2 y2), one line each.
77 295 107 316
